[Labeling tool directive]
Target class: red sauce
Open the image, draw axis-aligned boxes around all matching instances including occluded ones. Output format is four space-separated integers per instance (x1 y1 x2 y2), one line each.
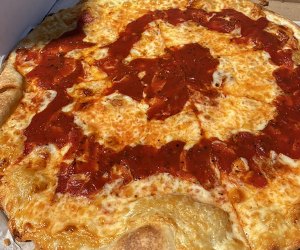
99 43 219 120
57 138 185 196
18 17 94 155
186 140 218 189
246 171 268 188
16 8 300 196
96 9 220 120
56 136 116 196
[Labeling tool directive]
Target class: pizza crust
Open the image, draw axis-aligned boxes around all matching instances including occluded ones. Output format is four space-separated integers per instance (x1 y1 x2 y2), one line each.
107 194 247 250
109 225 175 250
0 2 83 126
1 161 248 249
0 54 23 126
263 8 300 42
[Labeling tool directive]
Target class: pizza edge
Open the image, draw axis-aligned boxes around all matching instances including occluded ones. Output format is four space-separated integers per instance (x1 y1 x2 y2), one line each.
0 54 23 126
263 7 300 40
0 1 84 126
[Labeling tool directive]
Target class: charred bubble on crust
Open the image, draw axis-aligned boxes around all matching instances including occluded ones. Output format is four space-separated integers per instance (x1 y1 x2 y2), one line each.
112 225 169 250
15 8 300 195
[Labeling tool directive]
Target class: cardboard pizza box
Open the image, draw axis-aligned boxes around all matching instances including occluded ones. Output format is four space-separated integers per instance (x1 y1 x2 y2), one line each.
0 0 299 249
0 0 80 66
262 0 300 21
0 0 56 65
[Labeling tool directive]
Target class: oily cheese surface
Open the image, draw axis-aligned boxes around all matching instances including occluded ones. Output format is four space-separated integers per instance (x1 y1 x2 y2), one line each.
0 0 300 249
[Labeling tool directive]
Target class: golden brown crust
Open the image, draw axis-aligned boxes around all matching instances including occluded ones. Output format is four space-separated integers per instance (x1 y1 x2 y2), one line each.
111 225 175 250
263 8 300 41
0 54 23 126
18 3 82 48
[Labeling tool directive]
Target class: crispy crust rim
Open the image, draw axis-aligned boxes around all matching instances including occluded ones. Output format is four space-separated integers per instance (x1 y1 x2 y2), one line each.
0 54 23 126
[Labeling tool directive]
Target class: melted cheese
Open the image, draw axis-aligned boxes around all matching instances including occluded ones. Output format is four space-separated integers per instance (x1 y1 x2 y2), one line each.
1 159 248 249
158 21 253 57
72 10 279 147
125 21 166 62
226 162 300 250
196 95 276 141
219 51 281 103
0 0 300 250
190 0 264 19
75 93 201 150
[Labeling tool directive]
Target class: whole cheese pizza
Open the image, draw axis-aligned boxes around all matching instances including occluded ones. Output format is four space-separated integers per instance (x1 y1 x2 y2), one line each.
0 0 300 249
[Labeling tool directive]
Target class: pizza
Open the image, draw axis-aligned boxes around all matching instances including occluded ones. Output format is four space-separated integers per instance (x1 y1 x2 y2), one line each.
0 0 300 249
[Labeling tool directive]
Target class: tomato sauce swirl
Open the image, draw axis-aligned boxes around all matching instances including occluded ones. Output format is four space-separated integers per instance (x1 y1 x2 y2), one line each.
15 8 300 195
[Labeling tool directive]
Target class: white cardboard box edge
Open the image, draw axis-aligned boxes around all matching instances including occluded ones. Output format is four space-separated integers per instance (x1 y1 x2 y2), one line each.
0 0 58 66
0 0 81 66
